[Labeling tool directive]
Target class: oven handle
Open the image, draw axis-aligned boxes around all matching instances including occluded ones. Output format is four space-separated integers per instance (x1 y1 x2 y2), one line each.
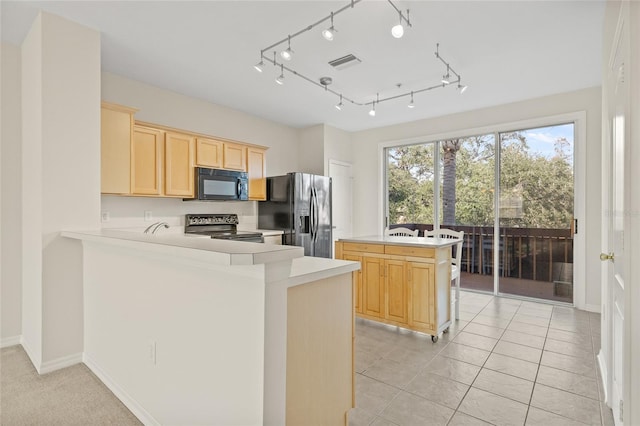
237 178 242 198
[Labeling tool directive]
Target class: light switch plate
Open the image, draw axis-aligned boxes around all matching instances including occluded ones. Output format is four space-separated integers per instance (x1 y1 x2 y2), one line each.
144 211 153 221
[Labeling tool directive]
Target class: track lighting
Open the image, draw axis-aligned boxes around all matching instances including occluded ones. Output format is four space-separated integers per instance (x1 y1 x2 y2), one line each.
391 12 404 38
369 103 376 116
281 36 293 61
335 94 344 110
458 83 468 94
322 12 337 41
275 64 285 85
408 91 415 108
442 65 451 84
253 57 264 73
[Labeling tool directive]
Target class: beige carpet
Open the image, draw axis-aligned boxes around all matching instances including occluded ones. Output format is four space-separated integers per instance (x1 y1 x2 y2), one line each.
1 345 141 425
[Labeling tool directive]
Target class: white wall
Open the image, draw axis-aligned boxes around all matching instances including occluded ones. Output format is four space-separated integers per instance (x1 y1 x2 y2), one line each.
1 43 22 346
298 124 324 175
351 87 602 309
21 12 101 369
324 125 353 175
100 72 301 228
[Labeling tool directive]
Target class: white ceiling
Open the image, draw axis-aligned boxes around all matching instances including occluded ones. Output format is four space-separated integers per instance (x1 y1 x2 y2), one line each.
1 1 605 132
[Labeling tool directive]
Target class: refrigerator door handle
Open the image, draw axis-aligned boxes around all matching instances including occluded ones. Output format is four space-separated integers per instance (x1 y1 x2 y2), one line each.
313 187 319 243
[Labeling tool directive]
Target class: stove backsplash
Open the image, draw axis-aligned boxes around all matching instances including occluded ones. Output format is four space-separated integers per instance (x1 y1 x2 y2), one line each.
100 195 258 230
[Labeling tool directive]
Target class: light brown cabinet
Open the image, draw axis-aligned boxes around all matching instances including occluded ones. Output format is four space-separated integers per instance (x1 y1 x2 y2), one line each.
335 240 451 339
223 142 247 171
101 102 137 194
246 147 267 200
131 125 163 195
195 137 223 168
165 132 195 197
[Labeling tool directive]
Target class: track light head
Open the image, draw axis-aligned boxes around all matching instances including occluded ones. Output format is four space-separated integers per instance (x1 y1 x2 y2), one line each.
281 36 293 60
253 60 264 73
408 92 415 108
441 75 450 85
458 84 468 94
391 11 404 38
275 65 285 85
335 94 343 110
369 102 376 116
322 12 336 41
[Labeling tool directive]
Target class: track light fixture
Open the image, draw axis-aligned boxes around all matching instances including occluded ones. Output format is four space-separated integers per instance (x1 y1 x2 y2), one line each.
275 64 285 85
322 12 337 41
255 3 467 114
388 1 410 38
280 36 293 61
408 91 415 108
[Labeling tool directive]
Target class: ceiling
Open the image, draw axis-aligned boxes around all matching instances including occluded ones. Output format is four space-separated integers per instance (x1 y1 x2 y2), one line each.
1 1 606 132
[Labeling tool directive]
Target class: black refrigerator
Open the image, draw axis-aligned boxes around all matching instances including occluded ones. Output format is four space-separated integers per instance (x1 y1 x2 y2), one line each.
258 172 332 258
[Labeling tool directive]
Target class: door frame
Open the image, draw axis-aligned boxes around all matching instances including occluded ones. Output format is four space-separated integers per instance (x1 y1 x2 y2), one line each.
329 159 353 257
378 111 587 309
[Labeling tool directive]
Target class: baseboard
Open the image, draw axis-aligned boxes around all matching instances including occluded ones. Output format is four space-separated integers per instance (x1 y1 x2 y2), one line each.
20 337 42 373
40 352 83 374
83 353 160 426
597 350 608 404
585 303 601 313
0 335 22 348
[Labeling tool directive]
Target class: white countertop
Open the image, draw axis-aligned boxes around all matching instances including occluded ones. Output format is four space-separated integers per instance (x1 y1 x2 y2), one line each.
339 235 461 248
62 229 303 266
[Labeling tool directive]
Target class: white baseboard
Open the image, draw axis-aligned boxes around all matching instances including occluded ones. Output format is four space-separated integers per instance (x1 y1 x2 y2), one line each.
20 337 42 373
597 350 608 404
585 303 601 313
40 352 83 374
0 335 22 348
83 353 159 426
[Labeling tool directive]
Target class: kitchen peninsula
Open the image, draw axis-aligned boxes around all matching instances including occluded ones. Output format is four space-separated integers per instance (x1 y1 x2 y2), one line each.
62 230 359 426
335 235 460 342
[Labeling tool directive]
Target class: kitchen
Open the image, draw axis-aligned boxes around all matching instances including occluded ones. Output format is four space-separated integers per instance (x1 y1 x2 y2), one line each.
1 1 637 426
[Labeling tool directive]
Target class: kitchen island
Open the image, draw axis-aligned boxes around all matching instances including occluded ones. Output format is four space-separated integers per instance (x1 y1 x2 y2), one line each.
63 230 359 426
335 235 460 341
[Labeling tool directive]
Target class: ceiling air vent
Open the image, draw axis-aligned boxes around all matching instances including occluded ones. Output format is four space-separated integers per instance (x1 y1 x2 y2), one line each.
328 54 362 71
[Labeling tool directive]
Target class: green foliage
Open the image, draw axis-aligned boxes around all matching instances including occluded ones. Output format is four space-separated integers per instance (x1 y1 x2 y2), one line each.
387 132 574 229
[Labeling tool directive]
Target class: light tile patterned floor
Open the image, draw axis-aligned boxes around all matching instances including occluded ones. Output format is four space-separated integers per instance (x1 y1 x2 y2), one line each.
350 291 615 426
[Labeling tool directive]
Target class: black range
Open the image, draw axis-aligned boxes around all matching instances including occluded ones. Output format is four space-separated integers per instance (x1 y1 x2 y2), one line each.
185 214 263 243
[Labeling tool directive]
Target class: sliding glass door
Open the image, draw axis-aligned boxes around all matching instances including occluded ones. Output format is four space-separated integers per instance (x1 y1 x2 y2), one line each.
384 122 575 304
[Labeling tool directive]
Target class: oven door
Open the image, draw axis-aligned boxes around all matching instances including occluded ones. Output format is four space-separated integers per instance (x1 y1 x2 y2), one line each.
193 168 248 201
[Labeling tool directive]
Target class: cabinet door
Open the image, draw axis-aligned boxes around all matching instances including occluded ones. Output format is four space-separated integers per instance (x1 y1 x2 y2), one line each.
362 257 384 318
247 147 266 200
407 262 436 330
385 260 408 323
343 253 363 314
165 132 195 197
223 142 247 171
195 137 223 168
101 103 136 194
131 126 163 195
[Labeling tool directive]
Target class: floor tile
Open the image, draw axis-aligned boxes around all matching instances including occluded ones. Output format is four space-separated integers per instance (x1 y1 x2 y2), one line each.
512 313 551 327
363 358 422 388
484 353 539 381
427 355 481 385
439 342 491 367
453 331 498 352
525 406 588 426
369 416 399 426
517 307 553 319
530 383 601 425
493 340 542 364
536 365 599 400
381 345 436 368
500 330 546 349
463 322 505 339
379 391 453 426
473 368 534 404
357 334 394 355
354 374 400 414
448 411 493 425
471 314 512 329
546 328 592 346
405 370 469 410
544 337 594 360
458 387 528 426
540 351 596 378
348 407 377 426
355 349 382 373
507 321 548 338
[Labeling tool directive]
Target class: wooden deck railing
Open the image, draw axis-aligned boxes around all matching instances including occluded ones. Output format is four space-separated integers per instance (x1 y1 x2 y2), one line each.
390 224 573 284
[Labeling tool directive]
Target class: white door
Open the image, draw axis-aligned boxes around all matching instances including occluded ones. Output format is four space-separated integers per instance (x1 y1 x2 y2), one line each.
603 4 628 424
329 160 353 257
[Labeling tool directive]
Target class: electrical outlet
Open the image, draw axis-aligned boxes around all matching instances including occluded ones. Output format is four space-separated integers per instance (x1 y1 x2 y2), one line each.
101 211 110 222
144 211 153 221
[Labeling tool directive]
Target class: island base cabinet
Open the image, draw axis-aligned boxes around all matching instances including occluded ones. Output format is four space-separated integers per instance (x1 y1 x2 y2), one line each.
362 257 385 317
407 262 436 330
286 275 354 426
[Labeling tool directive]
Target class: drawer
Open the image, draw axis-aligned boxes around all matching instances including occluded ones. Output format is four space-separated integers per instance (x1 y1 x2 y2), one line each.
342 242 385 254
385 245 435 258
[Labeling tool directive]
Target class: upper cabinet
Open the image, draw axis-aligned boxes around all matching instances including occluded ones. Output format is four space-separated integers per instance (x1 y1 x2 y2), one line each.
195 137 223 168
247 147 266 201
101 102 137 194
223 142 247 171
101 102 267 199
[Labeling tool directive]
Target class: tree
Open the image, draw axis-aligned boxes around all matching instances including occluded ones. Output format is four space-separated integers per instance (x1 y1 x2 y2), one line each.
442 139 461 225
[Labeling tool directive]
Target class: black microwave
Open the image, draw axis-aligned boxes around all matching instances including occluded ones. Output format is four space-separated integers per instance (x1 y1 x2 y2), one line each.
186 168 248 201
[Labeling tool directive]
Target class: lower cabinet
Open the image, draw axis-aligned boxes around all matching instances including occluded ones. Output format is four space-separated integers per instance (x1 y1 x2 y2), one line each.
335 241 449 336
